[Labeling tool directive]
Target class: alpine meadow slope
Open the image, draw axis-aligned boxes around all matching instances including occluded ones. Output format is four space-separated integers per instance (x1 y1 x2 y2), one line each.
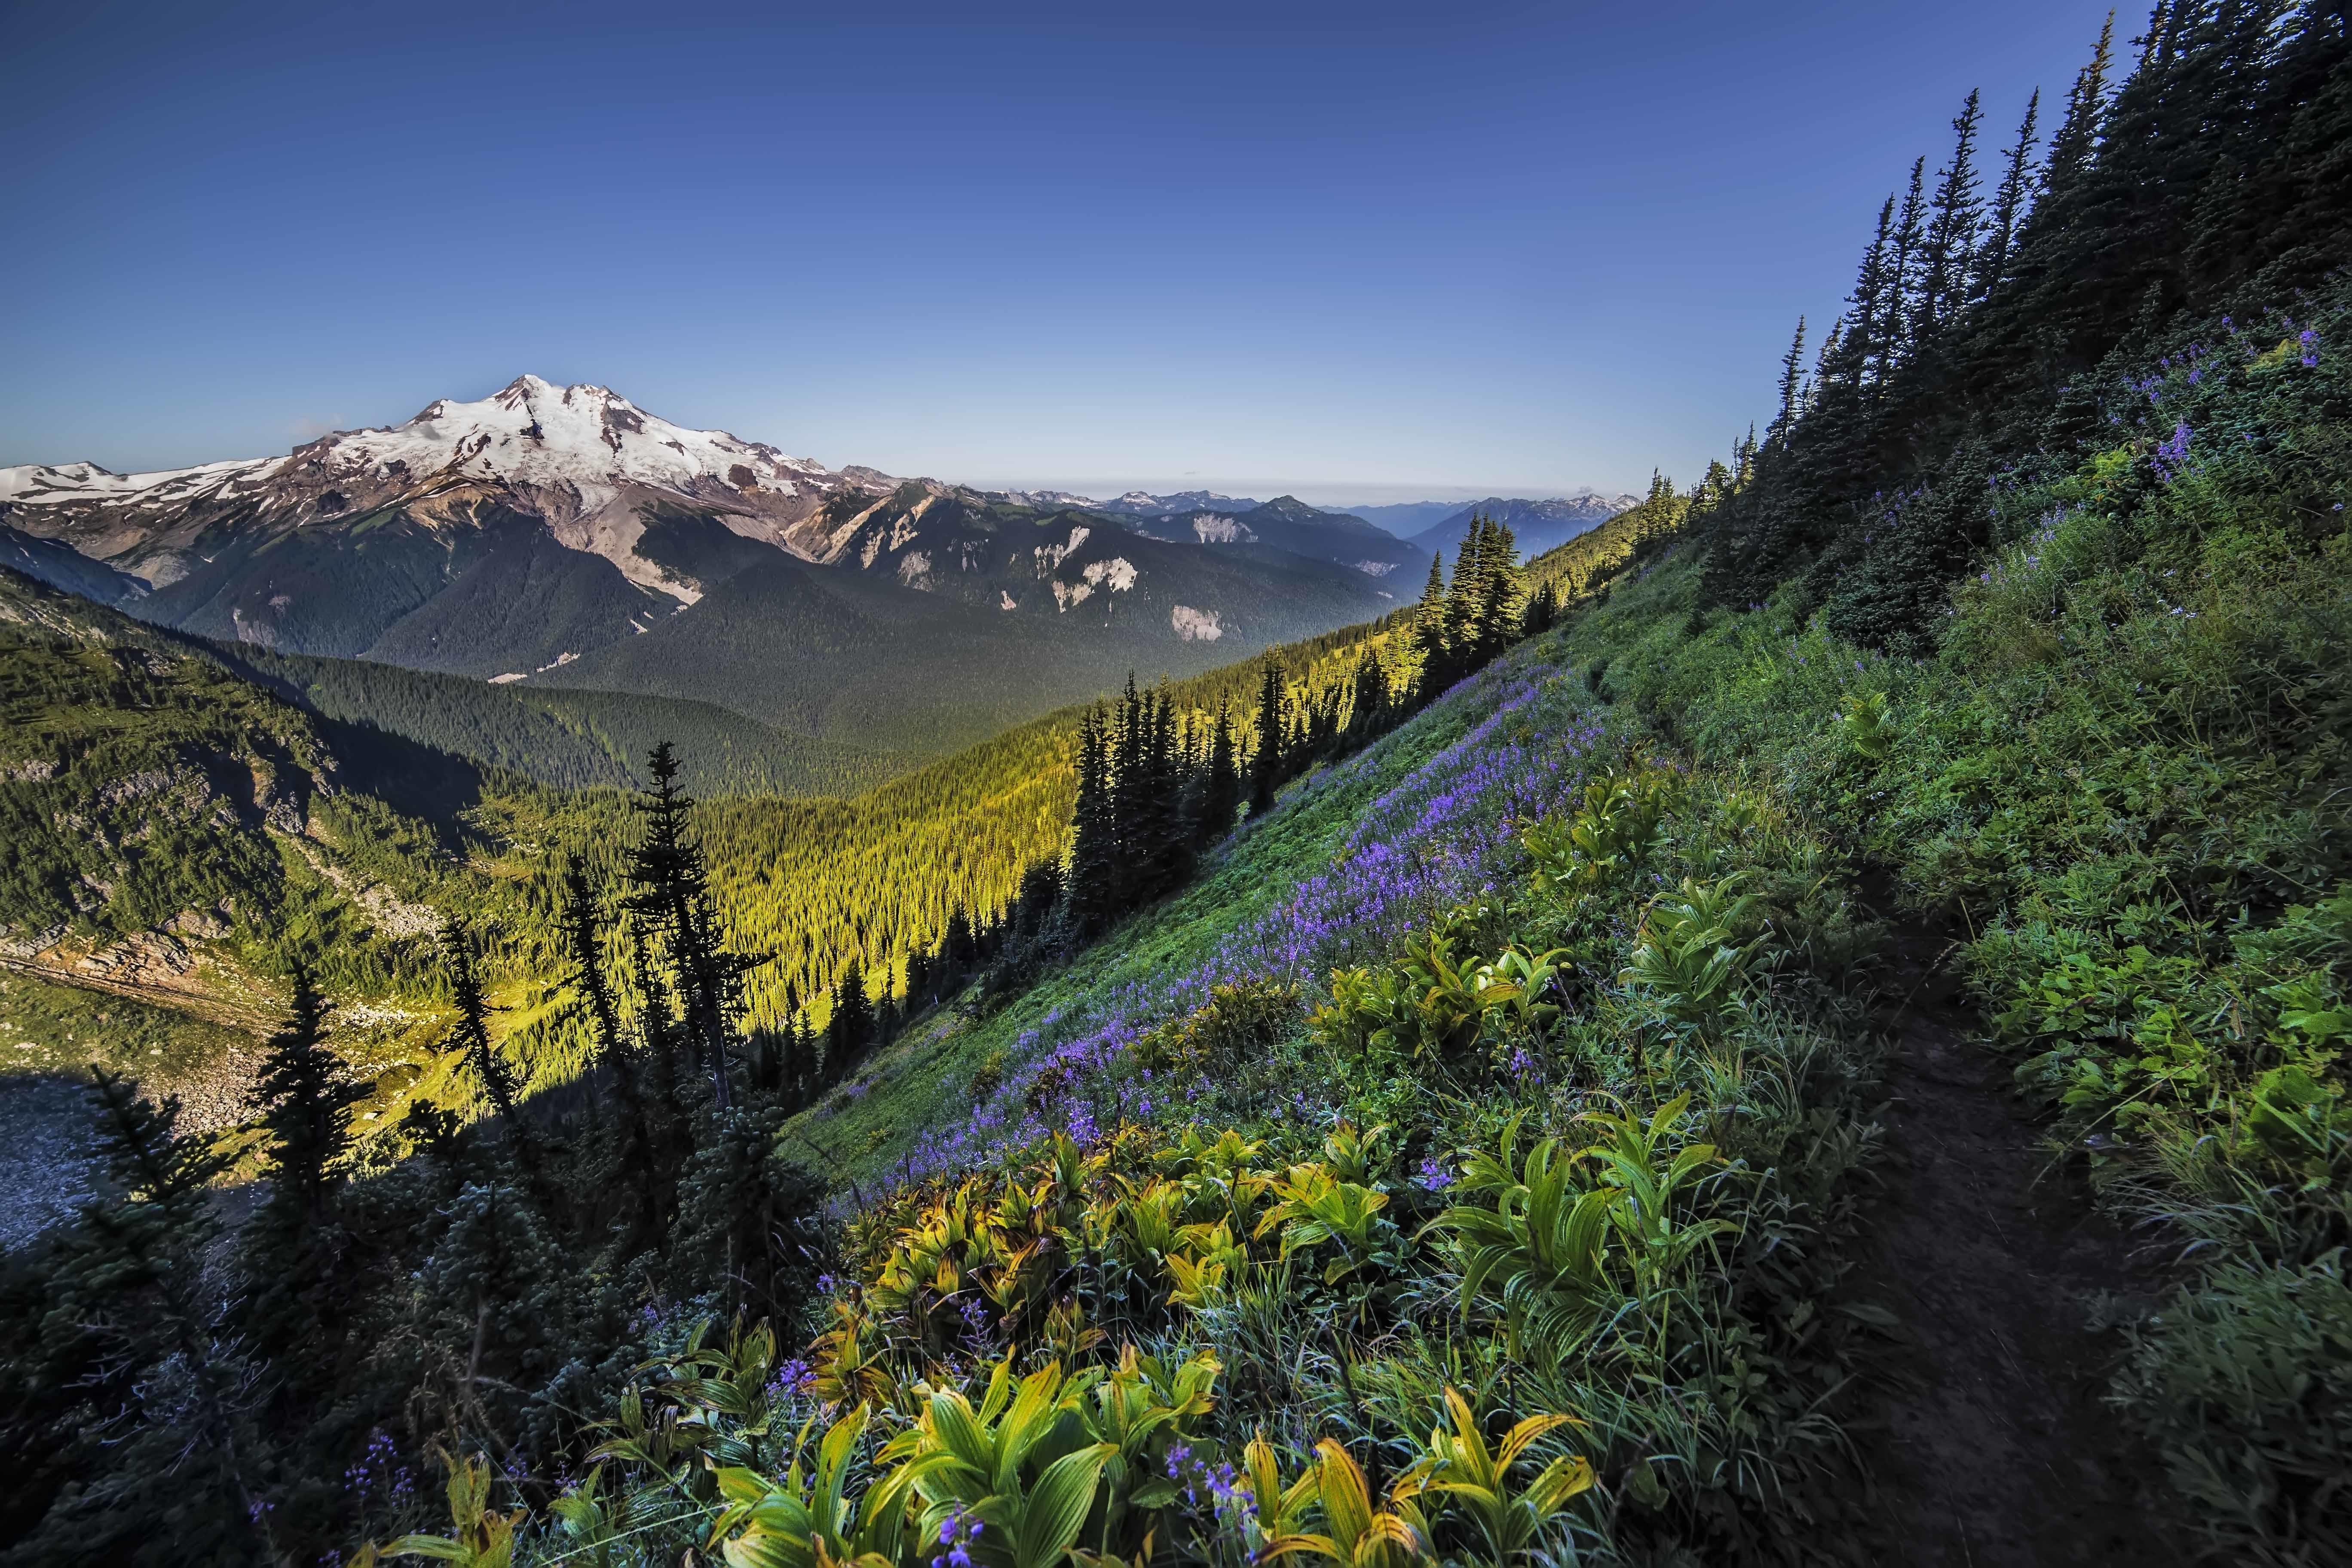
2 6 2349 1568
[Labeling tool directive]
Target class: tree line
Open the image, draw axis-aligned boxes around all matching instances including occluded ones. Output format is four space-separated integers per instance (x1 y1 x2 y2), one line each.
1692 0 2352 648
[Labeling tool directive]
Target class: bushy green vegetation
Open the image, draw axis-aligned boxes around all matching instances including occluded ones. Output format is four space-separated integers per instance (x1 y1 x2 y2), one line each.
4 6 2348 1564
321 637 1897 1568
1562 282 2352 1557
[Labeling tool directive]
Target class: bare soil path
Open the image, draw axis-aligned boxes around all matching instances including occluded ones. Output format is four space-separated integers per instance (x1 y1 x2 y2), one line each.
1847 942 2177 1566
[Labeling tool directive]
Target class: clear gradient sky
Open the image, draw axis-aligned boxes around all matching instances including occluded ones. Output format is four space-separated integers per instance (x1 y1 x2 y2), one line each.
2 0 2123 504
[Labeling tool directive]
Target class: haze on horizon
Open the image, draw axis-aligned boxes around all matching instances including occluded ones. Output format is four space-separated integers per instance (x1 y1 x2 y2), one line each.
3 0 2118 498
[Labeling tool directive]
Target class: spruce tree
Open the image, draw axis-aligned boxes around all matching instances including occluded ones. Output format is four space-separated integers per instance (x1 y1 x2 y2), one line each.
1065 708 1116 936
558 856 662 1243
239 962 367 1412
1138 685 1190 899
1470 521 1523 664
1195 695 1242 845
1914 89 1986 343
1248 656 1286 816
1883 157 1929 370
444 919 524 1134
1974 88 2041 298
1345 645 1389 741
248 962 363 1228
1440 521 1487 666
1409 550 1450 694
1770 315 1808 444
828 958 874 1075
1523 576 1561 636
623 743 763 1112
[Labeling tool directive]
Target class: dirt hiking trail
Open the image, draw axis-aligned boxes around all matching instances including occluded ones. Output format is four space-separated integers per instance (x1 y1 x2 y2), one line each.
1848 937 2177 1567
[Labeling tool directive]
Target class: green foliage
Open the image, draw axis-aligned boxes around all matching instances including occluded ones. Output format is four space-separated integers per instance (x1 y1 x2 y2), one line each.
1519 768 1672 898
1619 876 1765 1038
1393 1390 1595 1565
1541 264 2352 1559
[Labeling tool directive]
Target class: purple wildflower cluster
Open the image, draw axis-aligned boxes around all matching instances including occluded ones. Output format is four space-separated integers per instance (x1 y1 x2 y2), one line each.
2152 420 2193 483
341 1429 415 1506
1165 1445 1253 1536
869 665 1605 1191
933 1508 984 1568
765 1357 815 1403
1977 509 2068 590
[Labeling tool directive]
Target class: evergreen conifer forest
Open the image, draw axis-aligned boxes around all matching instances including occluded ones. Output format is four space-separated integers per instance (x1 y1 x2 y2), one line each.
3 3 2351 1564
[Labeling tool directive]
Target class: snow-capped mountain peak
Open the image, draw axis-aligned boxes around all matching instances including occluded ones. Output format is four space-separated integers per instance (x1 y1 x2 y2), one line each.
0 376 893 598
311 373 833 502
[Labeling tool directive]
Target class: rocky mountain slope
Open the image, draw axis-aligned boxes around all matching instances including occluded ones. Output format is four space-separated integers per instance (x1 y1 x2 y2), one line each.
1112 493 1428 579
3 380 1399 756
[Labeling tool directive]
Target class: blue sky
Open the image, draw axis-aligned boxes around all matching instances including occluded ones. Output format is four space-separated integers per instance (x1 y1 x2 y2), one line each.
2 0 2123 504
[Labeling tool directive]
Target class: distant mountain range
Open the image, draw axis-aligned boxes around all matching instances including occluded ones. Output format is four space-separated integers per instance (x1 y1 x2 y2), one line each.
1409 493 1642 560
0 378 1410 760
992 490 1639 549
1324 500 1466 537
1109 494 1426 580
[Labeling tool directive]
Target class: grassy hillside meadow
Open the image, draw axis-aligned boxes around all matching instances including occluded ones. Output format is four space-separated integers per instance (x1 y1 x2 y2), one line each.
416 269 2349 1567
8 10 2349 1560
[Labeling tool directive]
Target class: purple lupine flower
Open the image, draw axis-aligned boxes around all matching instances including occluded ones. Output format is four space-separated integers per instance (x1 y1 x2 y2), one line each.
2153 420 2192 482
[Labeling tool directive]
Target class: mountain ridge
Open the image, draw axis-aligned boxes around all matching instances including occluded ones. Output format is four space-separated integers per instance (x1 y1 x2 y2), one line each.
2 379 1402 756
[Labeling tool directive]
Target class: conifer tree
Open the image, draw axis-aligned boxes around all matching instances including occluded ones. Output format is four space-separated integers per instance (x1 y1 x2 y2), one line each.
2040 12 2116 204
1523 576 1562 636
1914 89 1986 343
624 743 763 1112
1470 520 1522 664
1974 87 2041 297
248 962 363 1228
1883 157 1929 368
629 921 687 1130
1345 644 1389 741
558 856 662 1241
239 962 367 1403
827 957 874 1073
903 945 934 1013
1440 521 1487 667
1195 695 1242 845
1770 315 1808 444
1248 656 1286 815
1408 551 1451 695
444 917 525 1136
1065 708 1117 935
1137 684 1191 897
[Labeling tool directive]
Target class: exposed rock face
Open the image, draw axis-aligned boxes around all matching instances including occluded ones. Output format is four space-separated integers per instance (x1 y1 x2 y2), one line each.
0 376 902 674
